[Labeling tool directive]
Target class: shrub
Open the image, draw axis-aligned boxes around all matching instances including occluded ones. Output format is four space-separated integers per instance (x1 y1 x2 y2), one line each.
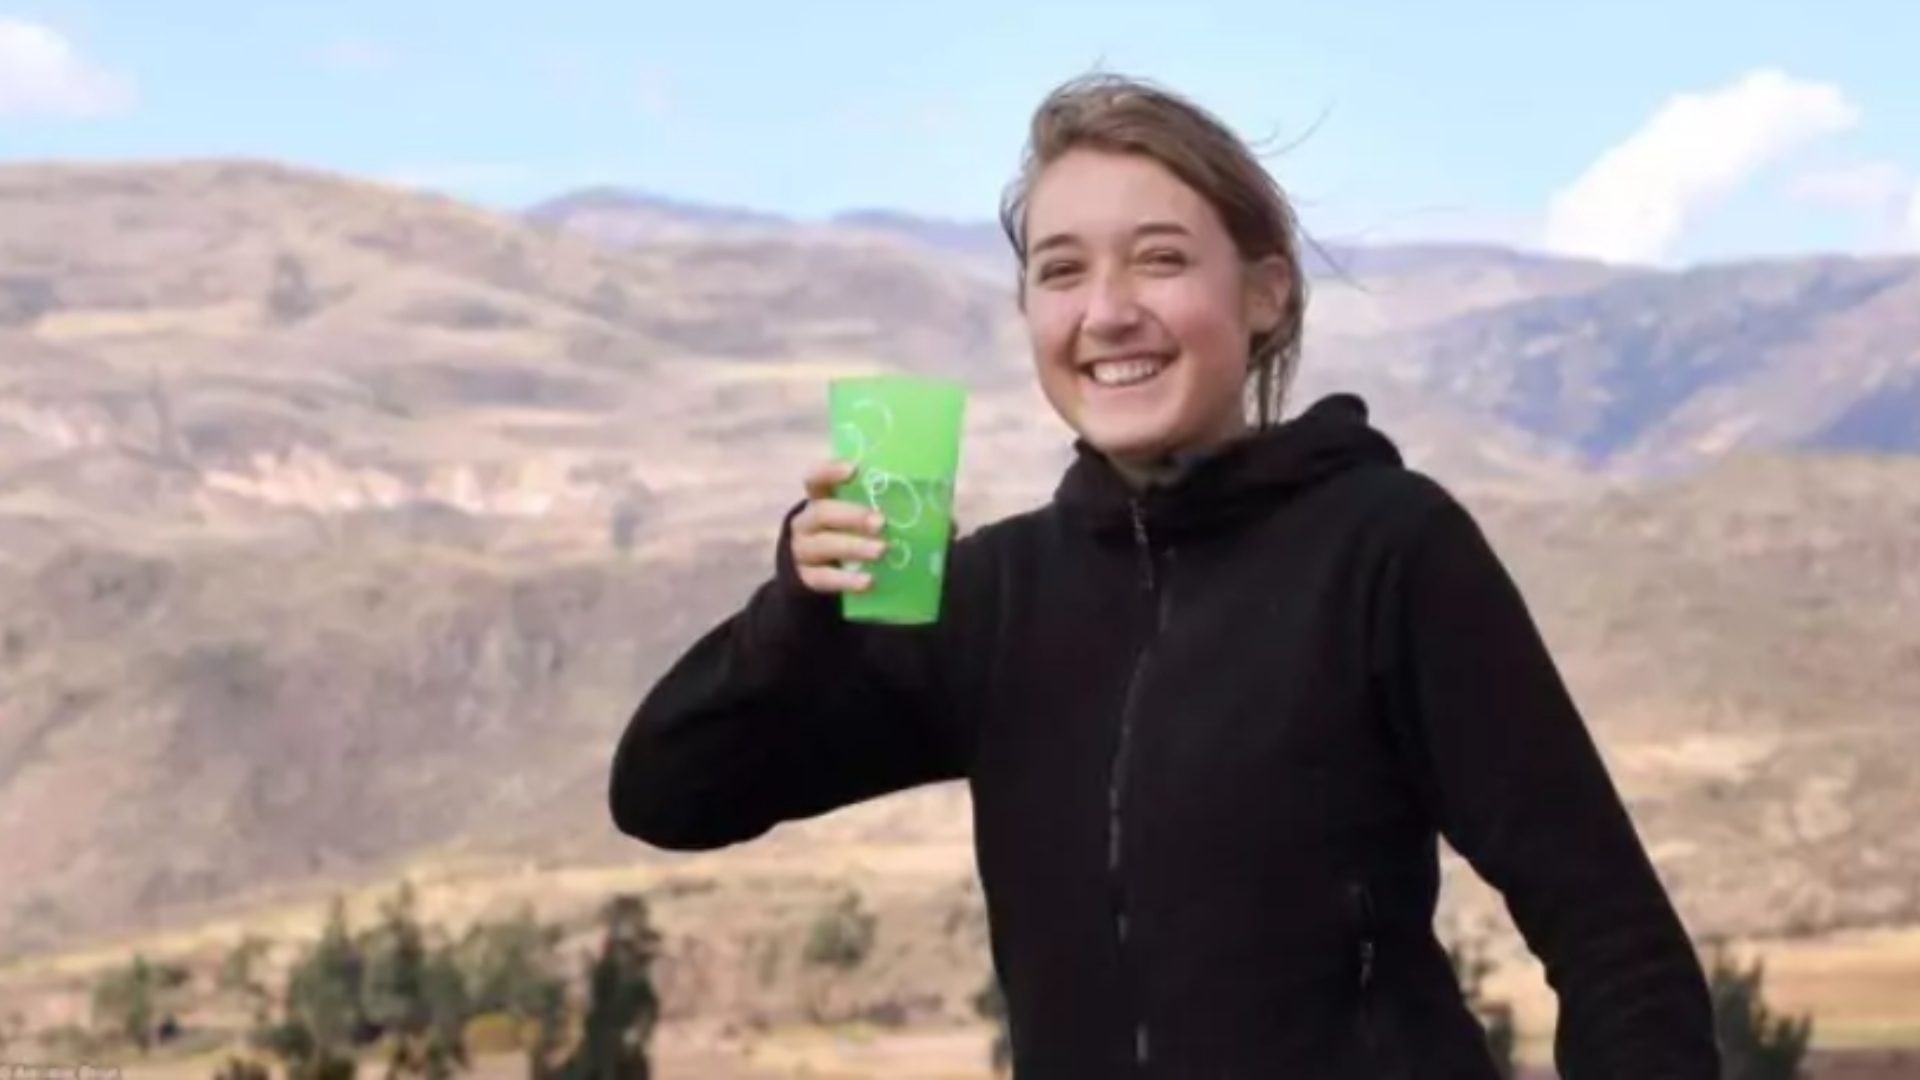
1709 947 1813 1080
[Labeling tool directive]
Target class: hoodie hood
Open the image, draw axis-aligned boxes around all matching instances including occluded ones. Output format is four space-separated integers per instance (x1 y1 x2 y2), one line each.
1053 393 1404 542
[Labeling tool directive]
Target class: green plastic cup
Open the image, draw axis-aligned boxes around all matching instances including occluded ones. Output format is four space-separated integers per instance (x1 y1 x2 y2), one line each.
828 374 968 625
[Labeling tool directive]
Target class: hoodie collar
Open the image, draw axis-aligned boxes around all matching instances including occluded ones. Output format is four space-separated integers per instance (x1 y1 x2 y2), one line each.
1052 393 1403 543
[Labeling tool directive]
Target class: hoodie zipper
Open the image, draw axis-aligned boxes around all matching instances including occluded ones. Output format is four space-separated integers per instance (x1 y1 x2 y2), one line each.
1107 500 1170 1070
1352 882 1380 1061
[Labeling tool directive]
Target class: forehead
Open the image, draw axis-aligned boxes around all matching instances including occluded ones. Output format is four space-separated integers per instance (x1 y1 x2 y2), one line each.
1025 148 1224 243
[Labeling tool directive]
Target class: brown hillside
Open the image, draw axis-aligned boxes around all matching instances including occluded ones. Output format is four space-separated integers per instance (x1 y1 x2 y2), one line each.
0 162 1916 999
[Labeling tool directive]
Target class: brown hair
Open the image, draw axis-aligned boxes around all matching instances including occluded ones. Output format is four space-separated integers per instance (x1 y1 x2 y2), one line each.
999 73 1310 426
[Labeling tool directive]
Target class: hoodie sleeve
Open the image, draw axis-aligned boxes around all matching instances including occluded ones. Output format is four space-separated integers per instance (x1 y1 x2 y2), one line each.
1375 485 1719 1080
608 504 981 851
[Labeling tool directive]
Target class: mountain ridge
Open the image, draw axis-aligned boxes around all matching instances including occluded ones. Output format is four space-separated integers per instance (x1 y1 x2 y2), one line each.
0 157 1916 973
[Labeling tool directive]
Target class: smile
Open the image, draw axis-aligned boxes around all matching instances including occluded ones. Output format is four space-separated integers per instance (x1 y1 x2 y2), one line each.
1085 354 1173 388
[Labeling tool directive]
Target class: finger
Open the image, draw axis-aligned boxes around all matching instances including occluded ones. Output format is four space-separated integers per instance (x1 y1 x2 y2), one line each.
797 563 872 595
797 499 884 537
787 499 871 541
793 529 887 568
802 459 857 501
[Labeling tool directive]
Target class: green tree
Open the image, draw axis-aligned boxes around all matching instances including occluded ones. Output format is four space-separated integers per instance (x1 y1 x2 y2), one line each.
460 905 568 1020
211 1057 273 1080
256 897 367 1080
295 898 370 1045
1447 937 1518 1078
90 953 190 1053
553 894 661 1080
802 891 877 971
794 883 879 1014
971 972 1012 1075
799 889 877 1023
254 1016 359 1080
233 889 505 1080
361 883 469 1080
217 935 276 1026
1709 948 1813 1080
454 904 568 1074
363 884 429 1032
419 947 476 1076
523 978 570 1080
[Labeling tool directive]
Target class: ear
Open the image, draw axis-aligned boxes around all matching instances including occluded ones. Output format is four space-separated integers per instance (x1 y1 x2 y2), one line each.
1242 255 1290 334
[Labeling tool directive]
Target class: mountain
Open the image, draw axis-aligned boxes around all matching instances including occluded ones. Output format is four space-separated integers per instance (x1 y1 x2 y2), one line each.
1458 453 1920 938
526 192 1920 472
1340 253 1920 472
0 164 1568 557
1 161 1918 982
525 192 1633 332
524 187 793 243
0 161 1046 556
526 191 1019 284
829 208 1007 263
1304 242 1636 337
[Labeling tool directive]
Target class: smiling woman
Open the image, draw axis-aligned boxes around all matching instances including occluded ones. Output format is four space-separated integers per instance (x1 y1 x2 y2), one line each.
610 71 1721 1080
998 75 1308 477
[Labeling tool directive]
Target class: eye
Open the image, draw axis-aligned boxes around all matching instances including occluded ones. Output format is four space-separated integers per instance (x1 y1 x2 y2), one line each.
1138 248 1189 271
1032 259 1083 284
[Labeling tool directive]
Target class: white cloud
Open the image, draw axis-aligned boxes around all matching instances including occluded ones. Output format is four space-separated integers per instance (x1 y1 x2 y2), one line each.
0 17 134 118
1785 161 1920 252
1788 161 1909 210
1542 70 1859 264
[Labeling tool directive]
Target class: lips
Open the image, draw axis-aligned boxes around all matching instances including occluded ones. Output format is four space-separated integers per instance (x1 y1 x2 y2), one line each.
1083 352 1174 388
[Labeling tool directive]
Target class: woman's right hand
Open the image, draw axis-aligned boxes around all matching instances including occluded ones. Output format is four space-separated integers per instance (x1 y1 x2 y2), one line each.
789 459 886 595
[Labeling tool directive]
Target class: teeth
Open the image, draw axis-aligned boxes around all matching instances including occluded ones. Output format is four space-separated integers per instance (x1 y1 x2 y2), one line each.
1089 358 1168 387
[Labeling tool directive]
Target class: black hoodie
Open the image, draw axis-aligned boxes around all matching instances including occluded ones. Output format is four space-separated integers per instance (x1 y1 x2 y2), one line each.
609 394 1720 1079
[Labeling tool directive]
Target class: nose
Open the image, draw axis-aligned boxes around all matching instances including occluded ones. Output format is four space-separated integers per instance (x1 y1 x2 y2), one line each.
1082 267 1144 340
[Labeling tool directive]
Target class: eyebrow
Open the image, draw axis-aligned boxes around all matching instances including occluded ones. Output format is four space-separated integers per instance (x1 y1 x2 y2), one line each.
1028 220 1193 258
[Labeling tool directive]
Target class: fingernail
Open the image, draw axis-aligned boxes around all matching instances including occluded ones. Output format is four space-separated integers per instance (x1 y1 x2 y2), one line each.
867 513 884 532
867 540 887 558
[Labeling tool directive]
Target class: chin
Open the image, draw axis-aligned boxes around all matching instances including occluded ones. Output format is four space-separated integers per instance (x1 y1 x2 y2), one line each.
1041 362 1227 463
1072 413 1185 462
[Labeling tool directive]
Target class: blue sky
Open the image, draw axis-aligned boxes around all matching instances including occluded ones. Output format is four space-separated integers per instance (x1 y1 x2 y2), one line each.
2 0 1916 265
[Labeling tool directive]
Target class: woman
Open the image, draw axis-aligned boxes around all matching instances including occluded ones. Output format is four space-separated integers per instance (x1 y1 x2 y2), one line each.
610 74 1720 1078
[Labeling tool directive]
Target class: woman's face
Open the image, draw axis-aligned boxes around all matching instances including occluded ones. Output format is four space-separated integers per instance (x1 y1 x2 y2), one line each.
1019 148 1284 465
